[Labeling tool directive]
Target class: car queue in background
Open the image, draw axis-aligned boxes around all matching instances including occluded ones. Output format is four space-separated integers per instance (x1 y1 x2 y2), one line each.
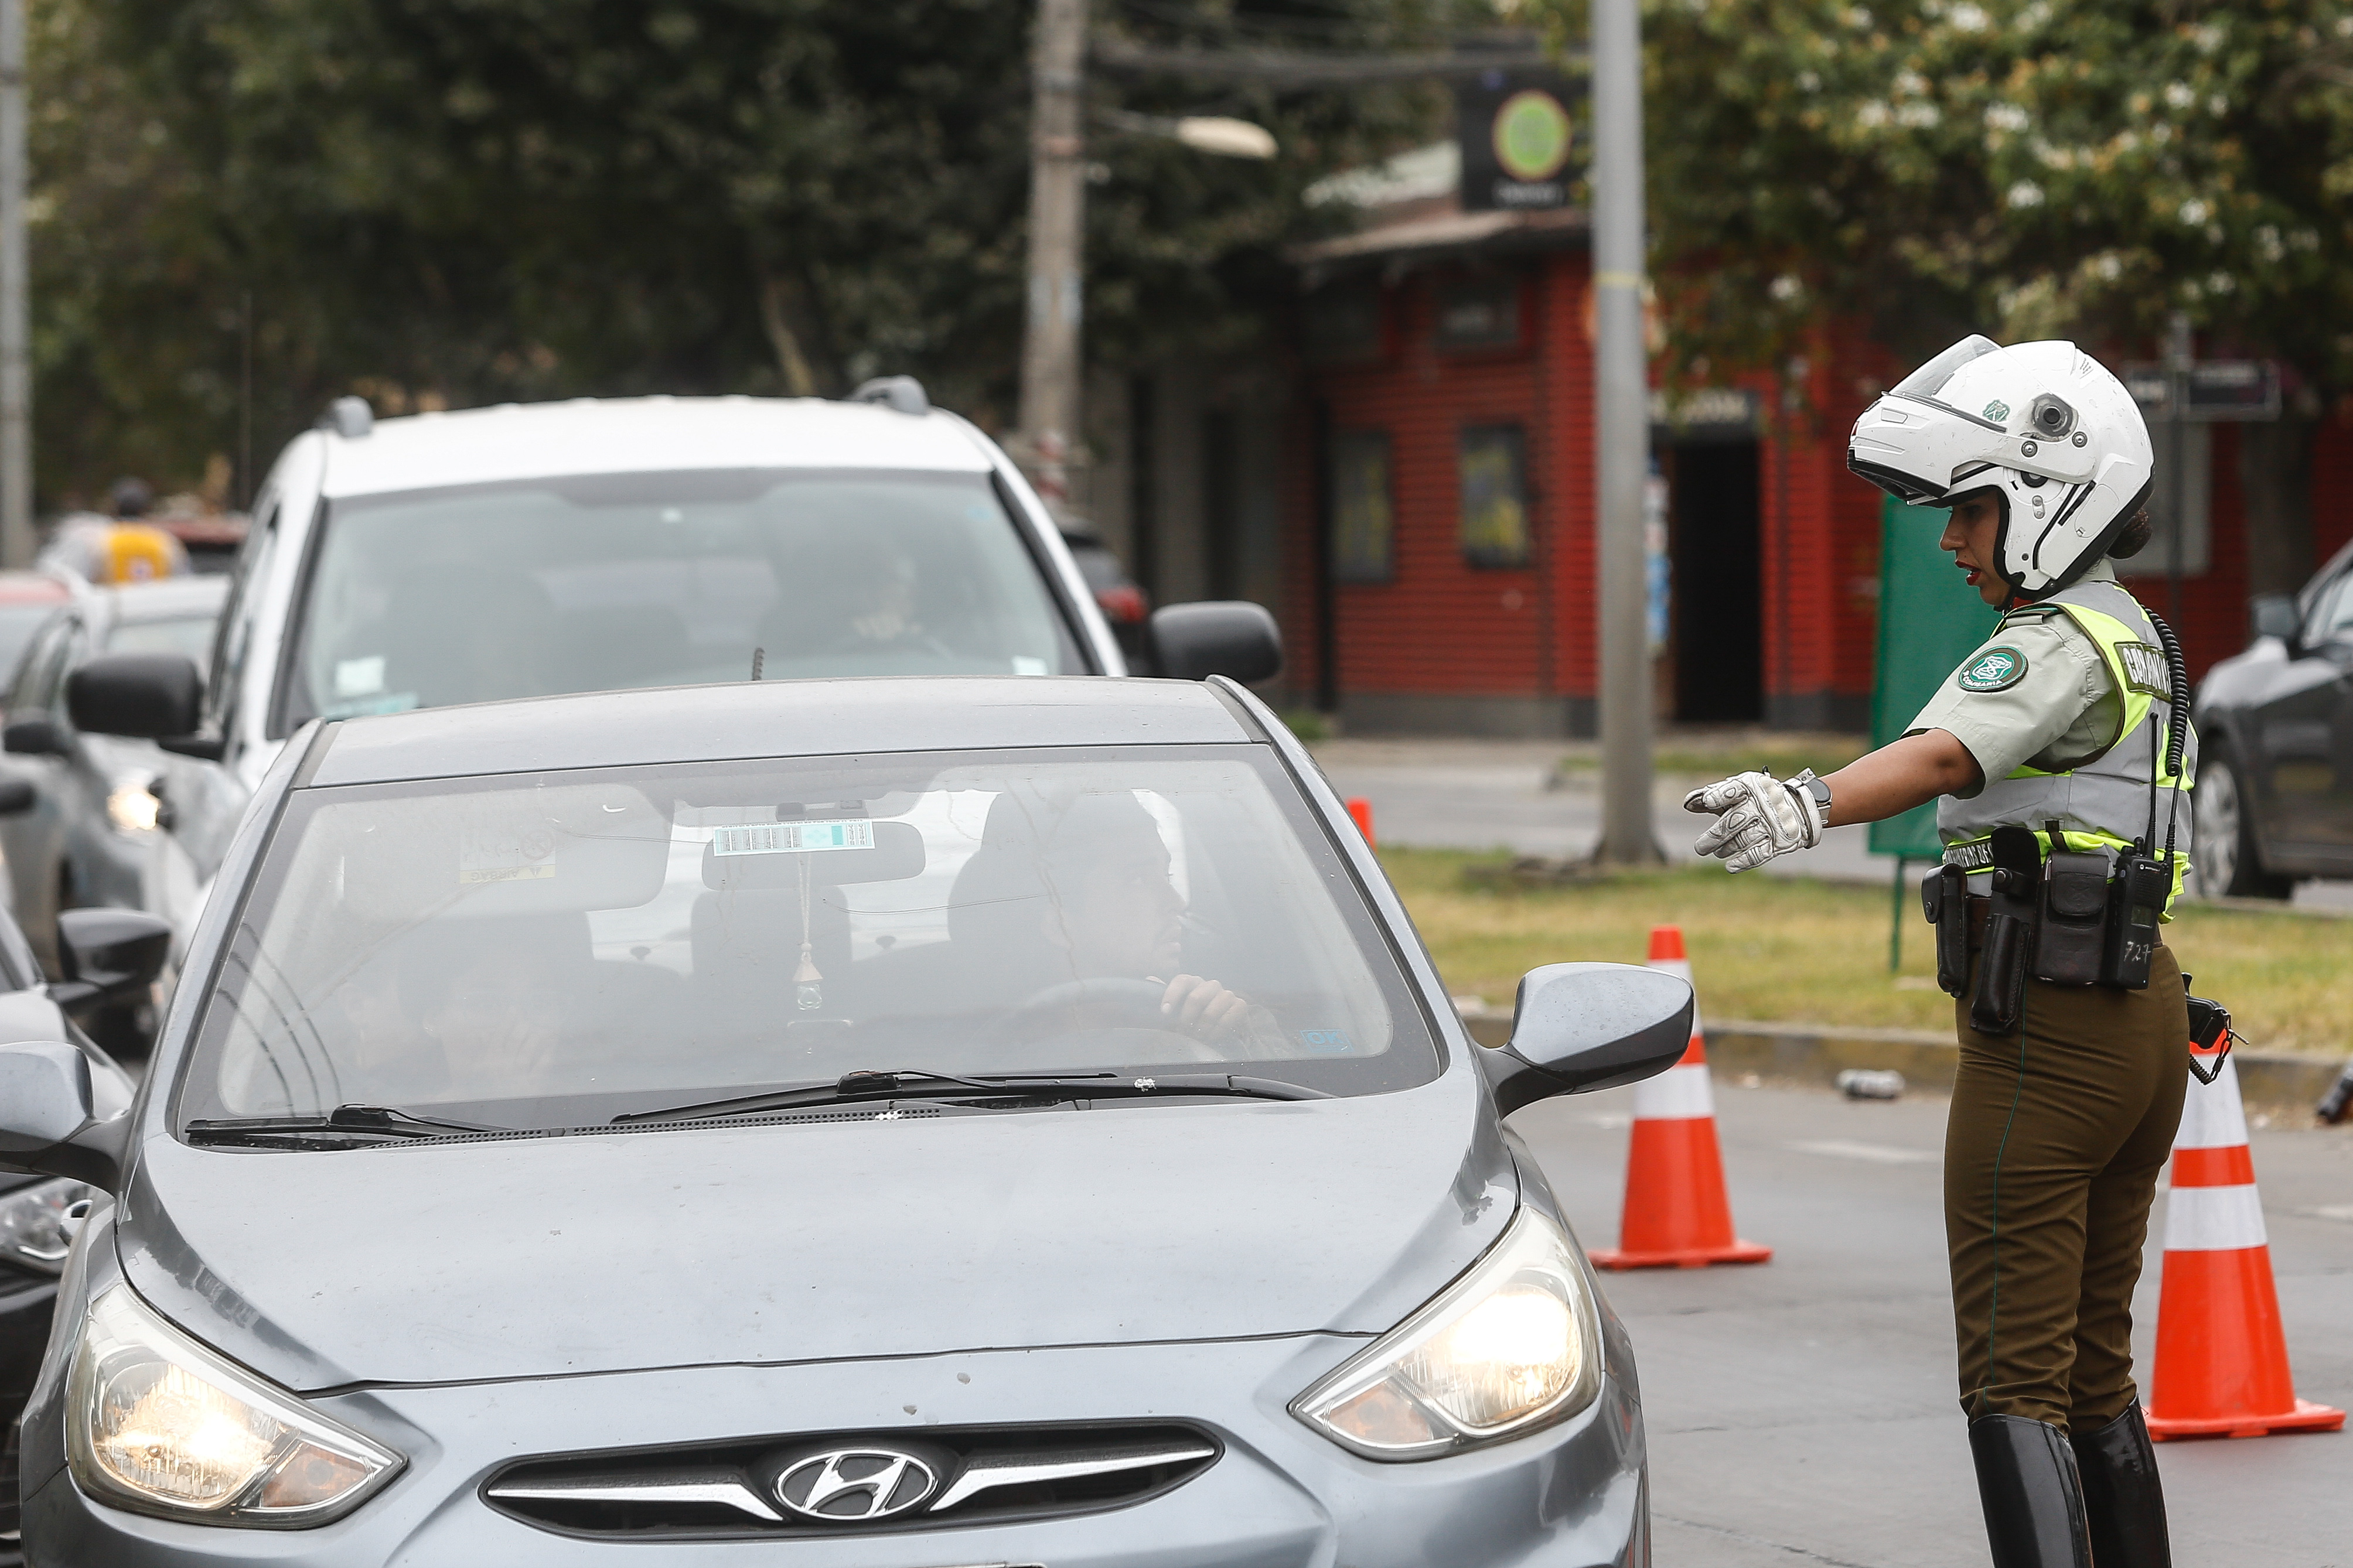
64 382 1276 956
3 668 1687 1564
0 579 227 983
2192 538 2353 897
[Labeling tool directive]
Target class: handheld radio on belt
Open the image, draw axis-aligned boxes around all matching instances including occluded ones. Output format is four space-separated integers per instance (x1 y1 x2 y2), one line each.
2098 609 2190 990
1919 605 2200 1030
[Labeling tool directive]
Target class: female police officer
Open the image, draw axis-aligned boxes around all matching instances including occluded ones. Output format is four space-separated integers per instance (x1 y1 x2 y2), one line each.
1683 337 2186 1568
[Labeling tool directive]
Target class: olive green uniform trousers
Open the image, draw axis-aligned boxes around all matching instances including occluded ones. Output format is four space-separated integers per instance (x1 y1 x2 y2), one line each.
1946 944 2189 1431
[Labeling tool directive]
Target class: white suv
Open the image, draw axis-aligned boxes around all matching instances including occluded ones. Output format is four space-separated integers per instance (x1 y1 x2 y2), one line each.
67 384 1276 943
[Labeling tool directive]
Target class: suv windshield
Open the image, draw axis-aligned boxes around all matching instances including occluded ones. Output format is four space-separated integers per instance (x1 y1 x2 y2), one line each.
180 746 1435 1131
278 469 1086 732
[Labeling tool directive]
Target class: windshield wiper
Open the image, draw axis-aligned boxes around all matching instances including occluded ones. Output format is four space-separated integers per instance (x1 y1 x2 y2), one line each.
612 1069 1331 1125
184 1104 513 1149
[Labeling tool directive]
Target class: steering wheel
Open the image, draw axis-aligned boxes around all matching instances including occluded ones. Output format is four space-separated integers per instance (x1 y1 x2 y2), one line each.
996 978 1225 1064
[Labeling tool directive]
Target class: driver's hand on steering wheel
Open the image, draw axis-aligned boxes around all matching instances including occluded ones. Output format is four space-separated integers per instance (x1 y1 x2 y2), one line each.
1150 973 1253 1041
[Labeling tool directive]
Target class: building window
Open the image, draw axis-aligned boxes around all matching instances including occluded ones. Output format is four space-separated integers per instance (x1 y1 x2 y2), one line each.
1434 276 1522 351
1331 430 1394 583
1459 425 1529 569
1303 285 1385 367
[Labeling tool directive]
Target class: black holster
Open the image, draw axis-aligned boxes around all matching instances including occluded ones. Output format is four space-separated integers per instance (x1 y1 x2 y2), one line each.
1921 863 1969 998
1971 826 2042 1036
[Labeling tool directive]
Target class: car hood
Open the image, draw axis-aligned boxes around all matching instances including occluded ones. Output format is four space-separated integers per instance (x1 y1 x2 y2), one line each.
118 1075 1514 1391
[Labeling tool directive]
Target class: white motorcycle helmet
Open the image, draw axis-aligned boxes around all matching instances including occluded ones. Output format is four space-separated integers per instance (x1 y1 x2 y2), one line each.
1848 336 2154 600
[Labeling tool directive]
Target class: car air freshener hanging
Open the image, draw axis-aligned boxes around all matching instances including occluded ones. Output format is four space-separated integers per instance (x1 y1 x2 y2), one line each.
794 850 823 1010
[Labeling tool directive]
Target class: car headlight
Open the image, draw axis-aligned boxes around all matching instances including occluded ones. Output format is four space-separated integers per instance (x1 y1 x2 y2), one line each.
0 1177 93 1275
107 782 161 834
1292 1206 1601 1460
66 1286 403 1526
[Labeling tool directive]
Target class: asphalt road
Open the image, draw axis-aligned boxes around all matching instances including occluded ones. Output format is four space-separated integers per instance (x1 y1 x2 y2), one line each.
1512 1080 2353 1567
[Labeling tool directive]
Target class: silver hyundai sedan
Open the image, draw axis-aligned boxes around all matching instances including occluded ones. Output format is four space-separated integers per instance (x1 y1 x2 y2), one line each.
1 674 1688 1565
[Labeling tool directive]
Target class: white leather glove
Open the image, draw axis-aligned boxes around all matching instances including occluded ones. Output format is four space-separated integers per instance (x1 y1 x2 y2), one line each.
1684 768 1829 873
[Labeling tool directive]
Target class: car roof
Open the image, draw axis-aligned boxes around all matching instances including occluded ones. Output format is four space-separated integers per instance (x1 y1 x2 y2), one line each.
97 575 230 623
307 677 1257 787
319 397 996 500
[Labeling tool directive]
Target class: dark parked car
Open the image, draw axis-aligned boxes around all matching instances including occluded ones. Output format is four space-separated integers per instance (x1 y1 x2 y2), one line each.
0 578 229 981
2191 539 2353 896
5 672 1689 1564
1060 522 1151 666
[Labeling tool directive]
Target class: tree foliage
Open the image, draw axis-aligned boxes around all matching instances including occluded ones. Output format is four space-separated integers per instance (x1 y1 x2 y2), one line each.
1617 0 2351 386
29 0 1445 504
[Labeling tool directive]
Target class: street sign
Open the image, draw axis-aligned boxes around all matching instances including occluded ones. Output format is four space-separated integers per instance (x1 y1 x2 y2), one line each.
1457 70 1580 211
2122 360 2280 422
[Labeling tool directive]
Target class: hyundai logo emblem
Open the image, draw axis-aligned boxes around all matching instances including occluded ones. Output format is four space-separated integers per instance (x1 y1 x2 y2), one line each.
773 1447 940 1522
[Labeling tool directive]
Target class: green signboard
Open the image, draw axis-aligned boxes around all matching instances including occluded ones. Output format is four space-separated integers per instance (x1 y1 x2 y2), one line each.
1868 496 2001 860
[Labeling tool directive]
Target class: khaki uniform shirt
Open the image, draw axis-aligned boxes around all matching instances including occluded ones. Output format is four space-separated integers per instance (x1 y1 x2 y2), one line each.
1903 559 2122 798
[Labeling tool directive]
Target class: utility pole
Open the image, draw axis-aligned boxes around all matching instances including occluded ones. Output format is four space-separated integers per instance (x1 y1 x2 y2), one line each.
0 0 29 568
1018 0 1089 514
1592 0 1657 863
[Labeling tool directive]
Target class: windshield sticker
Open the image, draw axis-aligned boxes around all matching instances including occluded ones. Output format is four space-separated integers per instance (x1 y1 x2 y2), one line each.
713 819 875 856
334 655 386 696
1300 1029 1356 1055
459 823 560 884
322 691 420 719
1956 645 2028 693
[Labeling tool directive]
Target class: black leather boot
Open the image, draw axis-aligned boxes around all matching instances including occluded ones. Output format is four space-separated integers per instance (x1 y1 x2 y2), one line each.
1968 1415 2092 1568
2070 1403 2171 1568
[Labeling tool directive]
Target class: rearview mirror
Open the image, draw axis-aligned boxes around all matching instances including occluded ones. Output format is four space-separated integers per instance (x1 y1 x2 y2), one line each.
2249 593 2301 650
1148 602 1282 684
1 714 66 756
65 652 203 741
1478 962 1694 1116
52 907 172 1014
0 1039 127 1189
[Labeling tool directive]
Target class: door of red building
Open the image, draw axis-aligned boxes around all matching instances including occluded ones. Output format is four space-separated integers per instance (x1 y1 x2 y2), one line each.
1665 438 1764 722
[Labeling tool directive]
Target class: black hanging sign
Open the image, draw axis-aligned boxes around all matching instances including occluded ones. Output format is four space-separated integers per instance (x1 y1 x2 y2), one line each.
1457 69 1580 213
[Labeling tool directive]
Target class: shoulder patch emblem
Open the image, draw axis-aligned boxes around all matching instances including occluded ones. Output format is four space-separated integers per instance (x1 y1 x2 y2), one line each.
2116 640 2170 698
1958 645 2028 693
1982 399 2011 423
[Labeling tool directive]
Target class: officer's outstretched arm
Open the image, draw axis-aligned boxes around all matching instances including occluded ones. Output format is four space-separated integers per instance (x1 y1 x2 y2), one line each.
1684 730 1982 873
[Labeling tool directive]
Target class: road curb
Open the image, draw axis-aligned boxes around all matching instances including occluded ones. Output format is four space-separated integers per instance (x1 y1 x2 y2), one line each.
1457 1012 2343 1118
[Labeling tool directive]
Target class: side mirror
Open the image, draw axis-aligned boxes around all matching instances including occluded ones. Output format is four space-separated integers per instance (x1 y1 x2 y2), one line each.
64 652 203 741
1148 601 1283 684
2249 593 2301 650
0 1039 127 1188
0 777 32 814
52 908 172 1014
1477 962 1695 1116
1 714 66 756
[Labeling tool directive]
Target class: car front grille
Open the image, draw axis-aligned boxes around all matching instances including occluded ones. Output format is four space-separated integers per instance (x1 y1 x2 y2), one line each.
483 1421 1220 1540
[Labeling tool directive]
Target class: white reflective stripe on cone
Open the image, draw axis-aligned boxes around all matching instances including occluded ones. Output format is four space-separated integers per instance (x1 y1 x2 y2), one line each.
2173 1052 2250 1151
2163 1184 2269 1252
1631 1060 1714 1121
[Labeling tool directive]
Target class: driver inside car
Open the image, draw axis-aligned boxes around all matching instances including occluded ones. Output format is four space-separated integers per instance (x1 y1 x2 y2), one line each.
1035 792 1278 1050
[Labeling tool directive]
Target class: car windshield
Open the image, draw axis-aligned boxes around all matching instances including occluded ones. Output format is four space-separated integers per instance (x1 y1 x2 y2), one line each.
179 746 1434 1130
277 470 1086 732
106 614 217 665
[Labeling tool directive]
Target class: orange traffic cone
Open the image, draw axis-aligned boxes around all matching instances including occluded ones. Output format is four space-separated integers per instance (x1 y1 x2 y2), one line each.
1588 926 1772 1270
1345 797 1376 849
2144 1038 2344 1440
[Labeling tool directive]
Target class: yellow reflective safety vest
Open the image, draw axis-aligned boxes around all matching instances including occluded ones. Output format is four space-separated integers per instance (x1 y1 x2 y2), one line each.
1938 578 2197 911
